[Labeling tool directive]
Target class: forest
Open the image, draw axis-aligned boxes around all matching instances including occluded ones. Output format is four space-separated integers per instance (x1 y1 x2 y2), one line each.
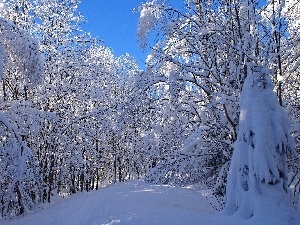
0 0 299 221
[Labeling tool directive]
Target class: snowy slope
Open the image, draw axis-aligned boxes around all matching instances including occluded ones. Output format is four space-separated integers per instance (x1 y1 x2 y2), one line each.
2 181 300 225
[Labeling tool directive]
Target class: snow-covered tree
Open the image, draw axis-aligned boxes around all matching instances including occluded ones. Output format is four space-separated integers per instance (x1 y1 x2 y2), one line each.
225 65 294 219
137 0 299 205
0 17 43 219
0 0 35 31
137 0 247 196
0 112 41 219
0 17 43 103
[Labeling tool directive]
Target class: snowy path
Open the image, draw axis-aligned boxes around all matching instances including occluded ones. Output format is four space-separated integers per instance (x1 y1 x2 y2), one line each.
2 181 223 225
2 181 300 225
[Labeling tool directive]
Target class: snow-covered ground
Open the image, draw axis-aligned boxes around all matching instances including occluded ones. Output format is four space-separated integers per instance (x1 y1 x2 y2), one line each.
2 181 300 225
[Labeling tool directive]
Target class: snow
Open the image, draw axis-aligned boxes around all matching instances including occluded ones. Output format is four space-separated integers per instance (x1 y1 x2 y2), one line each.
137 0 163 48
2 181 299 225
0 112 41 218
224 65 299 222
0 17 44 85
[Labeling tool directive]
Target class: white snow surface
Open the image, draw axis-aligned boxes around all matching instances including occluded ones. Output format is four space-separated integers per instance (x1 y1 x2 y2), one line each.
2 181 300 225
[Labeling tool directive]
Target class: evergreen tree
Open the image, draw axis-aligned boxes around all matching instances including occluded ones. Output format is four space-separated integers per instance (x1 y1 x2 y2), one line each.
225 65 294 219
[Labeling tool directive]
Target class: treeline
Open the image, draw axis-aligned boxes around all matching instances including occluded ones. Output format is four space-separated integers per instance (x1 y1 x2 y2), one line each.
0 0 153 219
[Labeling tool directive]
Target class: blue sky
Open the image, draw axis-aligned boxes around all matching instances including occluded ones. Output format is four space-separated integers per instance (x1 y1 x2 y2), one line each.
78 0 185 70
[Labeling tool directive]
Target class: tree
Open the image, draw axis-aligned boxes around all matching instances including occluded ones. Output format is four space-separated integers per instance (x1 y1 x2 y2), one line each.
137 0 299 205
225 65 294 220
137 0 248 197
0 16 43 103
0 17 43 219
0 112 41 219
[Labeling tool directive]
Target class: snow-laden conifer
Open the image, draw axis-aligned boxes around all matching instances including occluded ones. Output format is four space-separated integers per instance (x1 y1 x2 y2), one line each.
225 65 294 220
